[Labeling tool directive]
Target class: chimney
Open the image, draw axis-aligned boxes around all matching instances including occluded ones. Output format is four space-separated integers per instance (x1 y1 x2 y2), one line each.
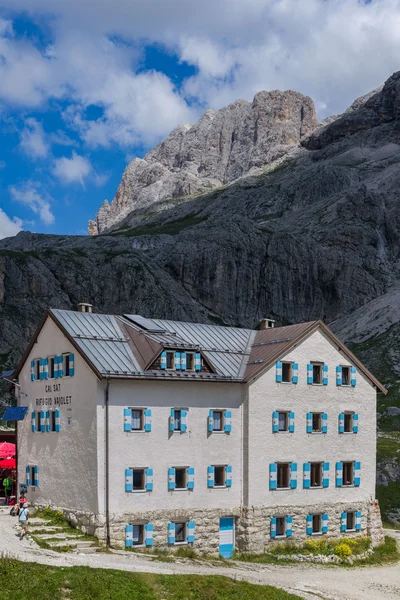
259 317 275 330
77 302 93 313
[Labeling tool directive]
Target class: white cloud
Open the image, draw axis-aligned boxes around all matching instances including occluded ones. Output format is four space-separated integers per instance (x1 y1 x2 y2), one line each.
0 207 22 239
0 160 6 169
10 183 55 225
53 151 92 185
19 118 49 158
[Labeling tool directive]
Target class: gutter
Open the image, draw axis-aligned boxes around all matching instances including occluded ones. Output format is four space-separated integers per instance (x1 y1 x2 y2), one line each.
105 378 110 546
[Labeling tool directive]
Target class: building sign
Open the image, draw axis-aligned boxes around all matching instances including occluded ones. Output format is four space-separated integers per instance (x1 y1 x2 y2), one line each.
35 383 73 407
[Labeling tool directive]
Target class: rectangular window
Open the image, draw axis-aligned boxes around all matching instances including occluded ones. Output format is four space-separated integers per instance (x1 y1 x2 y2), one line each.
342 366 350 386
166 351 174 370
50 411 57 432
174 410 182 431
30 466 36 486
312 514 322 534
277 463 290 489
175 468 187 489
35 359 40 380
175 522 186 543
312 363 322 384
344 413 353 433
186 353 194 371
282 362 292 383
132 469 145 491
312 413 322 432
311 462 322 487
132 524 144 546
346 512 355 531
276 517 286 537
214 466 225 487
63 354 71 377
343 462 354 486
36 412 41 431
278 412 288 432
49 357 55 379
132 409 144 431
212 410 223 431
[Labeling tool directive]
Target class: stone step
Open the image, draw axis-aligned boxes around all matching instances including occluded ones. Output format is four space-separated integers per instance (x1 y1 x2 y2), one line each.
48 539 95 548
39 533 84 540
72 546 98 554
29 526 65 534
27 518 53 525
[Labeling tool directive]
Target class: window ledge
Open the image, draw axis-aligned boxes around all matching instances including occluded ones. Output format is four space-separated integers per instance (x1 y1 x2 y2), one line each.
131 490 149 494
311 532 323 536
345 529 356 533
172 488 189 492
174 542 188 546
275 487 291 491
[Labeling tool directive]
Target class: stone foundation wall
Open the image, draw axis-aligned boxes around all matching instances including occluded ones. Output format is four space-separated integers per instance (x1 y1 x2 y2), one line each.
37 499 384 554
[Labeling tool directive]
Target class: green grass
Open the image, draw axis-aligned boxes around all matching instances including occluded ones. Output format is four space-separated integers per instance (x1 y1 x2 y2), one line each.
352 536 399 566
377 435 400 460
377 482 400 520
0 557 301 600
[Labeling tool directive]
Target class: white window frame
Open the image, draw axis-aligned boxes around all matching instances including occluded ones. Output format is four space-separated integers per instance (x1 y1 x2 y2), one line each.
185 352 195 371
166 351 175 370
341 365 351 386
30 465 36 487
48 356 55 379
310 462 323 488
174 467 188 491
277 462 290 490
174 521 187 545
131 468 147 492
275 515 287 538
130 523 145 547
343 412 354 434
213 465 227 488
49 410 57 433
281 362 292 383
345 511 356 532
311 513 322 535
311 362 324 385
211 409 224 433
62 353 71 377
34 359 41 381
311 412 322 433
342 461 354 487
130 408 145 432
173 409 183 431
277 411 289 432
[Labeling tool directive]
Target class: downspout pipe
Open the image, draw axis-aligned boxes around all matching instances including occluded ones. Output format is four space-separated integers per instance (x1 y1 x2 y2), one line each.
105 378 110 547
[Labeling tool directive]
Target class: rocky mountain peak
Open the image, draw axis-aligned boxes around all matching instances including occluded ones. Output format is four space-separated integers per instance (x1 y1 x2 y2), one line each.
88 89 317 234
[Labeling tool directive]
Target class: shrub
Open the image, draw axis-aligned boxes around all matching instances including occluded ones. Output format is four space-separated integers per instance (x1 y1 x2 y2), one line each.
334 543 352 559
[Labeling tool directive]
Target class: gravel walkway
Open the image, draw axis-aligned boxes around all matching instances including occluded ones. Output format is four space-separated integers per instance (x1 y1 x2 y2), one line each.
1 508 400 600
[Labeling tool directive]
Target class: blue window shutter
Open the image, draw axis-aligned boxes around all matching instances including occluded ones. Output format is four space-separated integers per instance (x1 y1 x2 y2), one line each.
353 413 359 434
25 465 30 487
31 411 36 433
175 352 181 370
168 522 175 545
145 523 154 546
160 351 167 370
354 461 361 486
289 411 295 433
290 463 297 489
146 468 153 492
55 409 61 432
54 355 59 379
34 465 39 487
58 355 64 378
306 515 313 535
338 413 344 434
195 352 201 371
355 511 362 531
322 513 329 534
187 467 195 489
224 410 232 433
181 409 187 433
286 515 293 537
169 408 175 432
323 462 330 488
303 462 310 488
292 363 298 384
336 462 343 487
307 364 313 384
322 413 328 433
180 352 186 371
144 408 152 432
275 361 282 383
125 468 133 492
40 410 45 433
207 466 215 488
208 410 214 433
39 358 44 380
225 465 232 487
351 366 357 387
187 521 195 543
272 411 279 433
45 410 50 433
125 524 133 547
269 463 277 490
124 408 131 432
306 412 312 433
69 353 75 376
30 360 35 381
322 364 328 385
168 467 176 491
336 366 342 386
270 517 277 539
341 512 347 532
44 358 49 380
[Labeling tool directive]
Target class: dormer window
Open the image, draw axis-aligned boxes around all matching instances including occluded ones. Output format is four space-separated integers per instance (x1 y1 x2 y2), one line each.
186 352 194 371
166 351 174 370
160 351 202 372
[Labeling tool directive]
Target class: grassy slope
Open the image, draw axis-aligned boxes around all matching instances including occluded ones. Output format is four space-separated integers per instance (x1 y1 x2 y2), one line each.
0 558 300 600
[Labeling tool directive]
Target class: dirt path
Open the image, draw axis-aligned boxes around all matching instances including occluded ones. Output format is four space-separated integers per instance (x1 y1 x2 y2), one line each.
1 508 399 600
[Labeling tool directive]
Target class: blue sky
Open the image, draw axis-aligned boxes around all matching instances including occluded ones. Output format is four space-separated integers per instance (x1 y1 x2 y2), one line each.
0 0 398 238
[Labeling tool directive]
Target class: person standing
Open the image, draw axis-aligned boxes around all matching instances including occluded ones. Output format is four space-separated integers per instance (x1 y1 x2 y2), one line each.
19 503 29 539
3 475 11 504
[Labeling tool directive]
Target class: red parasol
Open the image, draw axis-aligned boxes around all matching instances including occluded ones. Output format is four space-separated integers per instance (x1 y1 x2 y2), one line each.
0 442 16 458
0 458 16 469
